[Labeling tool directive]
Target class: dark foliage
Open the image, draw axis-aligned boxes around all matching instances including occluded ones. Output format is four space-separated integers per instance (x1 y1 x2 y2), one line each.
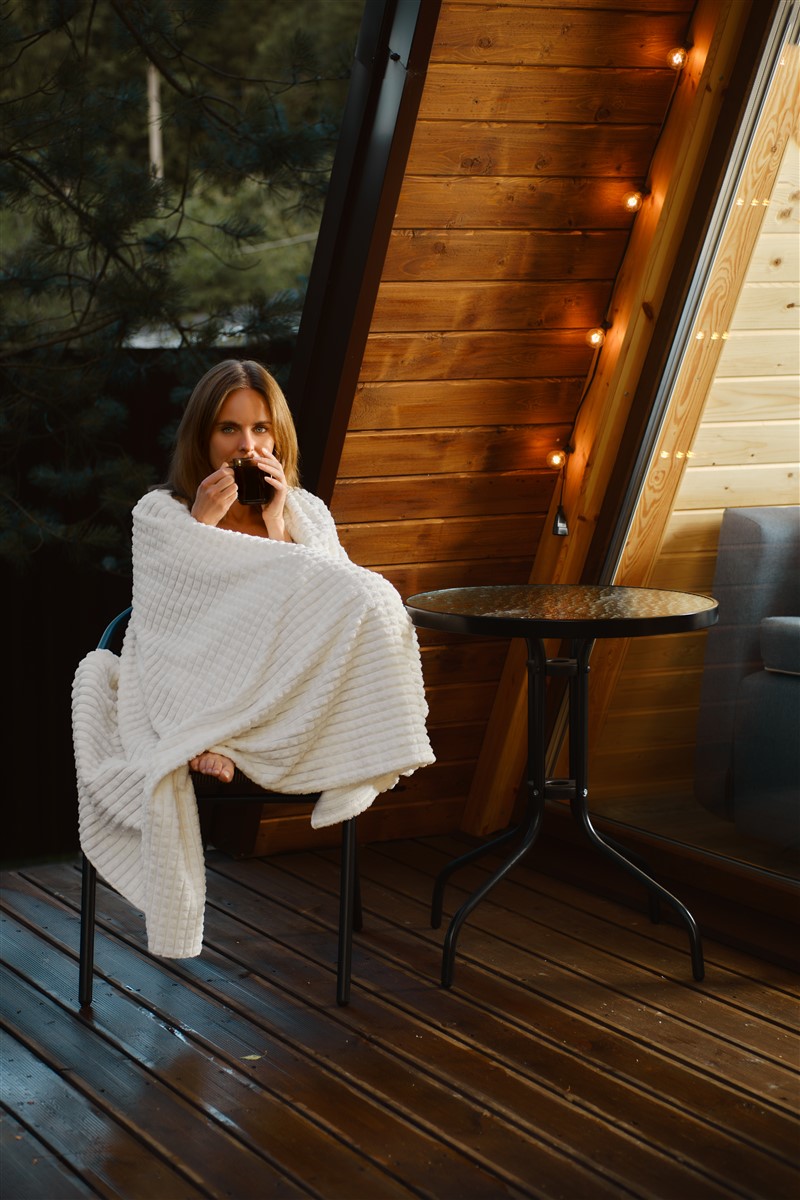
1 0 362 577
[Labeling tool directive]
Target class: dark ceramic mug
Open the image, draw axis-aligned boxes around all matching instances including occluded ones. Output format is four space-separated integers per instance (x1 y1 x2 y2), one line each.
230 457 274 505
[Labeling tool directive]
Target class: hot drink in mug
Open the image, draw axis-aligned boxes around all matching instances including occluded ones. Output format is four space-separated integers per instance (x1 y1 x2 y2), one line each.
230 457 275 505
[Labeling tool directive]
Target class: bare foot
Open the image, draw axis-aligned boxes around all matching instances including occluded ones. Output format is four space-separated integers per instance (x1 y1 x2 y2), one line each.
189 751 234 782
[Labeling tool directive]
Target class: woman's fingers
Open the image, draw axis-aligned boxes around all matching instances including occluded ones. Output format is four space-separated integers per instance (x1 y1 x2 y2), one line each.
191 466 237 525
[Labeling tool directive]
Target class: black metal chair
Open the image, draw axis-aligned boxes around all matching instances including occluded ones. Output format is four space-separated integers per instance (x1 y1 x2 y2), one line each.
78 608 362 1008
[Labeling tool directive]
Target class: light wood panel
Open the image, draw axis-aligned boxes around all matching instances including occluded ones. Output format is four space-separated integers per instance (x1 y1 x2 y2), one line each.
676 464 799 509
731 282 800 328
688 419 799 465
743 231 799 282
704 376 799 420
712 329 800 375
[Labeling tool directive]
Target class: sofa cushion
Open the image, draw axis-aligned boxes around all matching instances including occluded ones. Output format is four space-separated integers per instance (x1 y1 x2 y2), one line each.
761 616 800 676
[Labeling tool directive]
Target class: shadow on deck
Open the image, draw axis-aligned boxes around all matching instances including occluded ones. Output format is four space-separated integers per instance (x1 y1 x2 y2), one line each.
2 835 798 1199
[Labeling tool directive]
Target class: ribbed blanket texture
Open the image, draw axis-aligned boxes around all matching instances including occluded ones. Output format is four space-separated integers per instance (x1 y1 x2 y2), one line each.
72 487 434 958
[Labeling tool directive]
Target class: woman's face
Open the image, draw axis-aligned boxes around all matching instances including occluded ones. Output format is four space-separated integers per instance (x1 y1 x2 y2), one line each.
207 387 276 469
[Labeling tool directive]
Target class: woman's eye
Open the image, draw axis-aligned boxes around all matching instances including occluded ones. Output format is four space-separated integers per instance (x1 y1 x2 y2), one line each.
220 424 236 433
254 424 270 434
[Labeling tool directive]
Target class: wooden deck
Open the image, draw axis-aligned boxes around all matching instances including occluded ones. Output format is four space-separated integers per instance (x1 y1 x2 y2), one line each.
2 834 799 1199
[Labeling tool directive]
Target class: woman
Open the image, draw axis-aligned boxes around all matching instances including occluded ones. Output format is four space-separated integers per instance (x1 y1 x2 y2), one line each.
73 359 433 958
168 359 314 784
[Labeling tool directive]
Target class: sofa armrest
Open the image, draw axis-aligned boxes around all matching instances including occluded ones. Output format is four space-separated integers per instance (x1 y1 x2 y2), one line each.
761 616 800 676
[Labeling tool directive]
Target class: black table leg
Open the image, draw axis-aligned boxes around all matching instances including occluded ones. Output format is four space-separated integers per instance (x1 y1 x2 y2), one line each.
434 632 705 988
568 639 704 981
440 809 543 987
431 823 522 929
438 637 549 988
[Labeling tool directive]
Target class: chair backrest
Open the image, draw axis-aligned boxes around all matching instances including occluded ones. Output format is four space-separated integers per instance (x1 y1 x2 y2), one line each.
98 607 132 653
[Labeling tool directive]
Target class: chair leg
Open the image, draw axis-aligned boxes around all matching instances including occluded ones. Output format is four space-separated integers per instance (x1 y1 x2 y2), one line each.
352 839 363 933
79 854 96 1008
337 819 358 1006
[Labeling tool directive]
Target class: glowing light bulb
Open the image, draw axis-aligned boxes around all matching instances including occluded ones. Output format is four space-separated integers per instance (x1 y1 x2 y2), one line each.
546 448 567 469
586 327 606 348
667 46 688 70
622 190 644 213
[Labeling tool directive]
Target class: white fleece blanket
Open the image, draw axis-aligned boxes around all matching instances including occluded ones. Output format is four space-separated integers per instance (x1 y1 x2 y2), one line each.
72 487 434 958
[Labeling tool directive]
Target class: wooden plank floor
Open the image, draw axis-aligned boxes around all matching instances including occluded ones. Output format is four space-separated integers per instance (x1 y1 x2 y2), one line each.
2 835 799 1200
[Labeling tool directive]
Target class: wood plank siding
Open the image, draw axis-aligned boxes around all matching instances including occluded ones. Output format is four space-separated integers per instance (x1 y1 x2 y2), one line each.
3 841 799 1199
252 0 703 853
458 0 774 838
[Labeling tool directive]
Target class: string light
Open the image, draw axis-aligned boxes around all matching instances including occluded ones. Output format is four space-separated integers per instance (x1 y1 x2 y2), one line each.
622 190 645 213
667 46 688 70
547 445 572 537
585 326 606 348
694 329 729 341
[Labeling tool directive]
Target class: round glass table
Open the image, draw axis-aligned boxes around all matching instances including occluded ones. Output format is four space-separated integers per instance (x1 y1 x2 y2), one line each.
405 584 719 988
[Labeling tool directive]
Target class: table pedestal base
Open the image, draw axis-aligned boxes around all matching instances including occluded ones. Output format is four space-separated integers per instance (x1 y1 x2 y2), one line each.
433 637 705 987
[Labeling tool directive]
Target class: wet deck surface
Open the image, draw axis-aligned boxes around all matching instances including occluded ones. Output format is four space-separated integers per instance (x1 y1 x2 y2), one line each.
2 835 799 1199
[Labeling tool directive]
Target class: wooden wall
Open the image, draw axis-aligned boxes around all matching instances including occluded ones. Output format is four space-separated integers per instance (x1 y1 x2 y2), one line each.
591 84 800 808
321 0 696 844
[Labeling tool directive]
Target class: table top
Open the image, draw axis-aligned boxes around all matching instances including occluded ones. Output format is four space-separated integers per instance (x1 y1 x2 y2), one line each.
405 584 718 640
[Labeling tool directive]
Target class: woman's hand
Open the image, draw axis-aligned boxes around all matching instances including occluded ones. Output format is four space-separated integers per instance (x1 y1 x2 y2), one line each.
190 463 238 526
256 449 292 541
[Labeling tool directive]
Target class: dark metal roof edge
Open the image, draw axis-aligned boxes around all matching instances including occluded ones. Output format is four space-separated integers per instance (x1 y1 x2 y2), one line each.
288 0 442 500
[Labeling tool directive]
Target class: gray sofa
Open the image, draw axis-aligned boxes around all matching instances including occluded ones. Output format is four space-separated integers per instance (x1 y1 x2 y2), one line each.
694 506 800 849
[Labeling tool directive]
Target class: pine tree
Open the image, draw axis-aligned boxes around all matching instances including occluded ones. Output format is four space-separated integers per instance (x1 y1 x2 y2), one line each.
0 0 361 575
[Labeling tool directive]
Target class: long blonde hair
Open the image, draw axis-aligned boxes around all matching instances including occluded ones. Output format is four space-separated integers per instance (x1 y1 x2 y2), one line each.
167 359 300 502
